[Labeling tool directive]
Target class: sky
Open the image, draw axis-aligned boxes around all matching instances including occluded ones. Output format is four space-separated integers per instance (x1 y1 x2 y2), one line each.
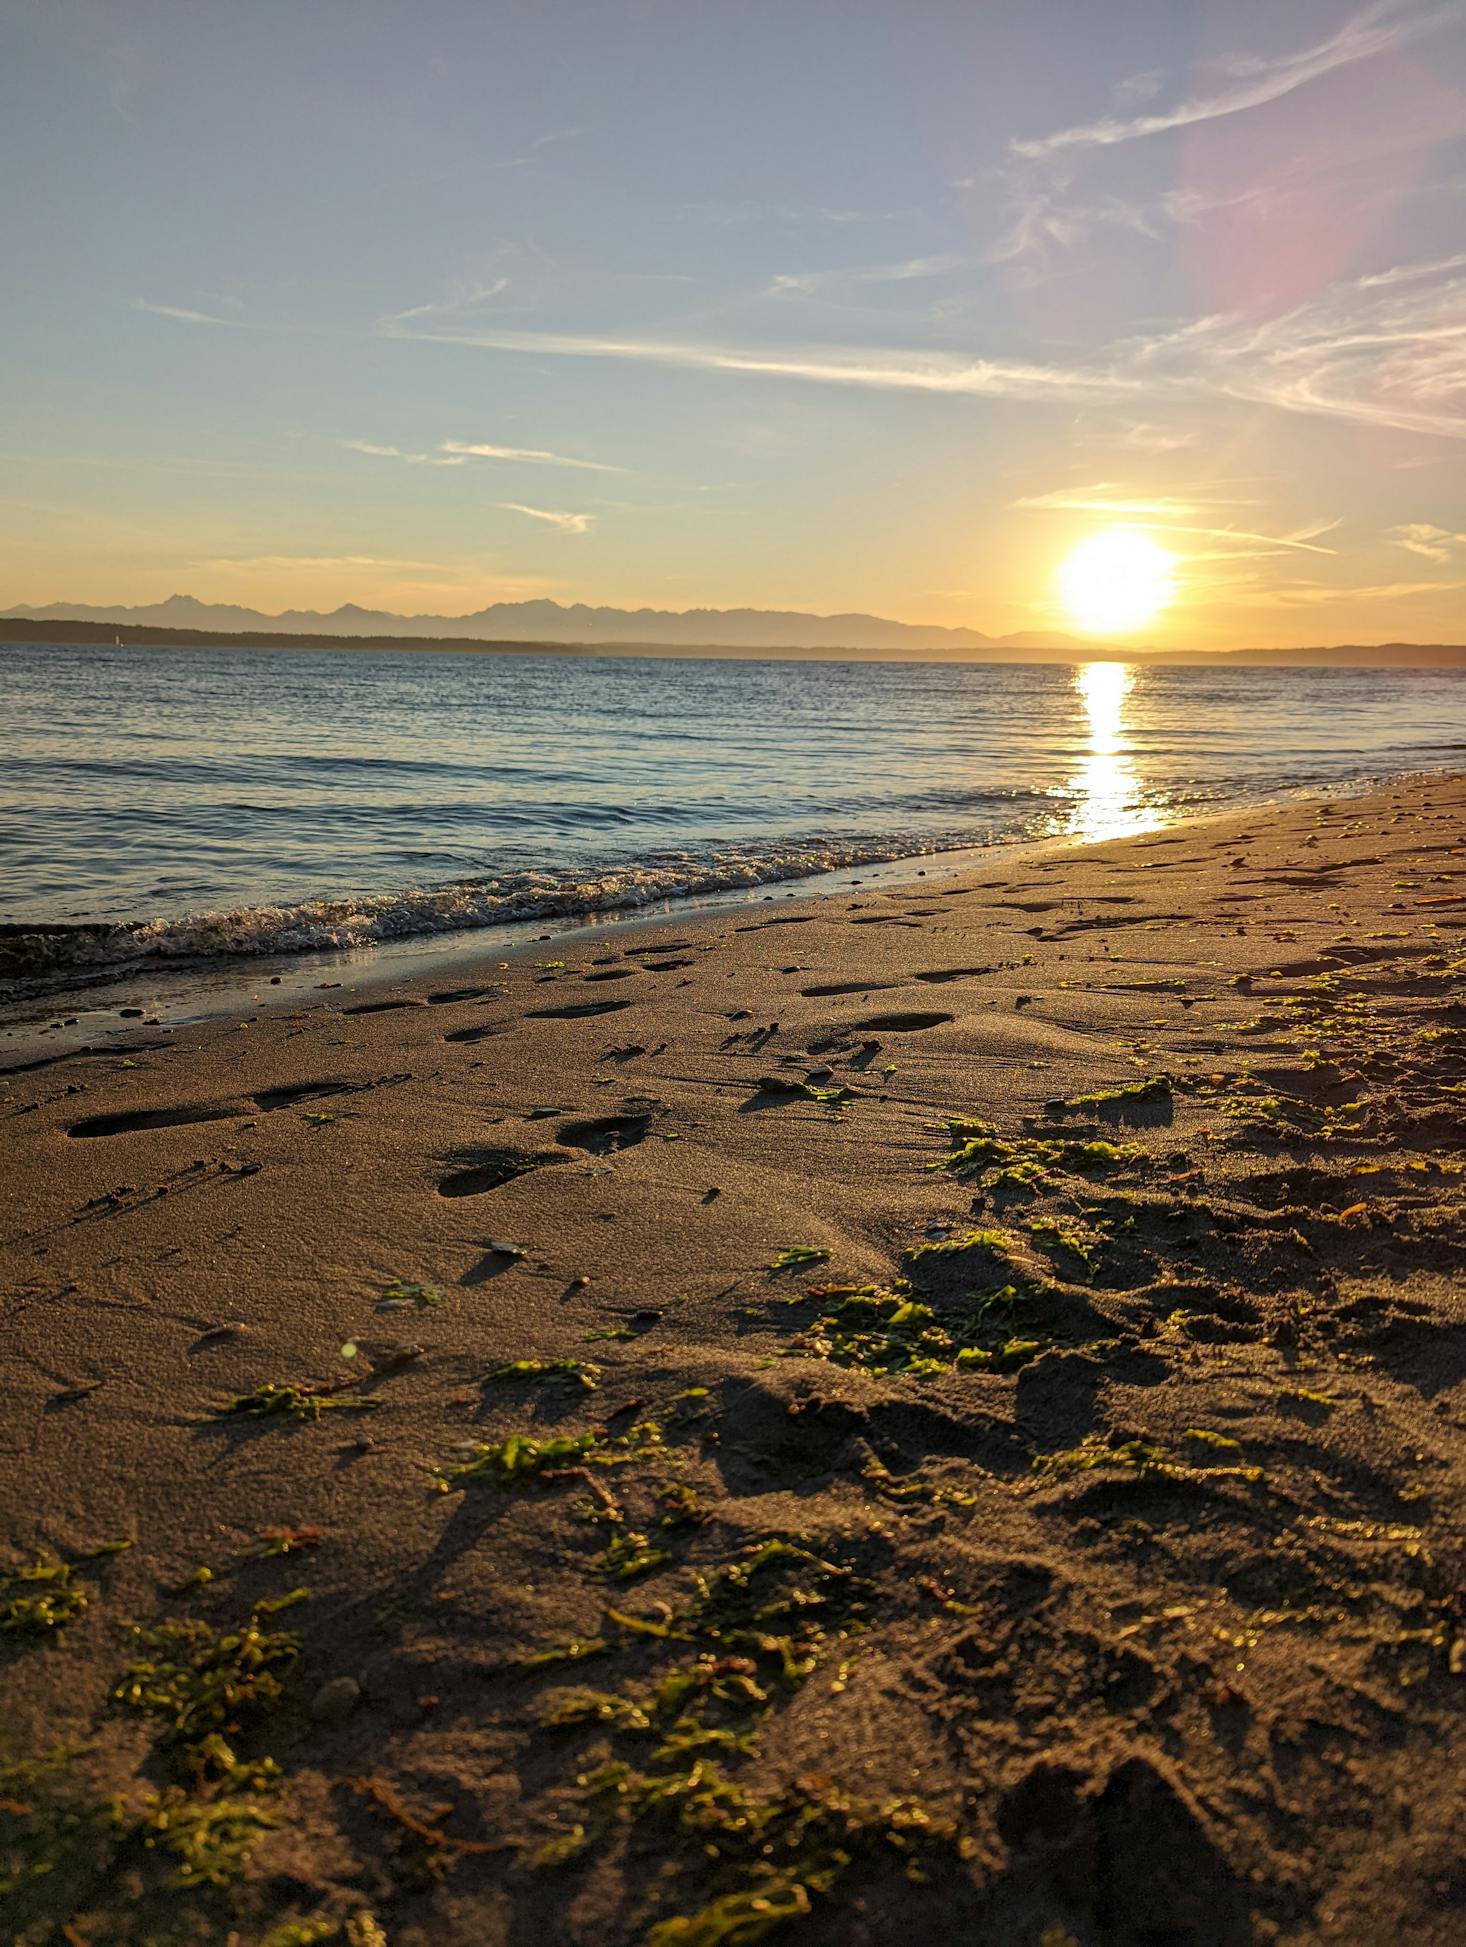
2 0 1465 648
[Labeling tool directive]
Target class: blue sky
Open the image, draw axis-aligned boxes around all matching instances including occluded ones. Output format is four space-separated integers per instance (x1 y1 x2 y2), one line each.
3 0 1465 644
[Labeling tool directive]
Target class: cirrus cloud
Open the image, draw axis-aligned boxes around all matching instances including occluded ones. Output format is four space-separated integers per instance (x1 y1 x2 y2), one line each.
497 503 595 534
1010 1 1461 160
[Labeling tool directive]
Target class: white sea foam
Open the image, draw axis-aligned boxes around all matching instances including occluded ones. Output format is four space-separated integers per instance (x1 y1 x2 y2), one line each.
2 829 1017 978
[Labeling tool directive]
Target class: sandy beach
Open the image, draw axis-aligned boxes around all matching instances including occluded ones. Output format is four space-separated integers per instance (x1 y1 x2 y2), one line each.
5 774 1466 1946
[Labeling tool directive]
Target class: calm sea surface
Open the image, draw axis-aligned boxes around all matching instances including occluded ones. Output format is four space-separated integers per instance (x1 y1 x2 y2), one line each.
2 641 1463 975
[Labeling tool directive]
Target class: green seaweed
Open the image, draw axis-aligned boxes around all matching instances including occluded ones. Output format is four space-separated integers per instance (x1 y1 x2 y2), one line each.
756 1076 856 1105
597 1530 674 1583
0 1555 90 1637
1062 1074 1174 1108
215 1382 380 1422
647 1873 812 1943
779 1277 1053 1378
377 1279 445 1311
486 1358 600 1391
1034 1435 1262 1484
910 1227 1010 1261
523 1532 972 1936
0 1749 124 1903
1183 1427 1241 1451
522 1636 612 1671
933 1119 1143 1185
113 1592 306 1747
436 1431 602 1490
768 1246 831 1273
1026 1220 1098 1276
657 1481 712 1529
139 1774 280 1888
572 1763 961 1944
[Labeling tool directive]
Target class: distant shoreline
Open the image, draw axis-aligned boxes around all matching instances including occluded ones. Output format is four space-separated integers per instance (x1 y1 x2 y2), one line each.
3 615 1465 667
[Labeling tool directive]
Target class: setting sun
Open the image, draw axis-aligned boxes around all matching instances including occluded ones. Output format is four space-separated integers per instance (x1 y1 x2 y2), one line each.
1057 528 1178 635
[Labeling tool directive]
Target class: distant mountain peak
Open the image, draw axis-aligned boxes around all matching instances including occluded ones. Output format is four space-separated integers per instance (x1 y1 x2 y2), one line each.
2 592 1077 652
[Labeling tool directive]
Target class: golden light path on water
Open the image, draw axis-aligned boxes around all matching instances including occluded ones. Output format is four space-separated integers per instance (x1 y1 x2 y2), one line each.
1067 661 1168 844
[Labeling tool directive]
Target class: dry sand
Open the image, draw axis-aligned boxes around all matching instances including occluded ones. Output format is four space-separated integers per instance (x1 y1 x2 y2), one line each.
4 776 1466 1946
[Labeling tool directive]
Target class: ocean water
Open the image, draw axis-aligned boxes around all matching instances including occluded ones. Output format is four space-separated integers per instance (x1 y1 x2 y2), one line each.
3 640 1463 980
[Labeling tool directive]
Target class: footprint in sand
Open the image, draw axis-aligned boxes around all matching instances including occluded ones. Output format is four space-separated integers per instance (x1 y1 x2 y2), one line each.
526 999 634 1020
68 1101 247 1138
800 980 902 997
68 1077 377 1138
846 1011 953 1033
556 1112 654 1155
437 1149 561 1197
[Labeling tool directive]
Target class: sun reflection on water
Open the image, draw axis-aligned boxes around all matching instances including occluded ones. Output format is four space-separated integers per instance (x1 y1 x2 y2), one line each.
1067 661 1166 843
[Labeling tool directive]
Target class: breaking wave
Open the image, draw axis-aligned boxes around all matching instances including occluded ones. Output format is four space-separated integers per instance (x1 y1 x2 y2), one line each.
0 827 1027 981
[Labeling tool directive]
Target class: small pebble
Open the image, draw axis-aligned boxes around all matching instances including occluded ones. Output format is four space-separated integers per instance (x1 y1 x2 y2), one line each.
193 1321 248 1347
310 1676 362 1725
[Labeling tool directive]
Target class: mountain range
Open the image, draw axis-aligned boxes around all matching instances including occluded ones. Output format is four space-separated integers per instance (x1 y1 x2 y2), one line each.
1 593 1079 652
5 596 1463 668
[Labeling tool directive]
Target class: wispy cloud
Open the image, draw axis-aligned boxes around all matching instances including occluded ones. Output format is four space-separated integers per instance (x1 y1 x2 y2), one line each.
670 199 922 228
342 439 467 468
382 323 1135 404
1260 574 1466 605
1012 484 1253 516
344 437 625 474
494 126 584 170
134 299 243 327
1357 249 1466 288
766 252 966 297
1011 1 1458 159
442 439 626 473
1013 486 1340 558
497 504 595 534
375 252 1466 443
1117 422 1196 452
194 553 448 572
1159 252 1466 440
1389 520 1466 560
1142 521 1342 559
379 280 510 328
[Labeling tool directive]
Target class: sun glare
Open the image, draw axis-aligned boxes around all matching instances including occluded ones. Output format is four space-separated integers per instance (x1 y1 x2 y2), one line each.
1057 528 1178 635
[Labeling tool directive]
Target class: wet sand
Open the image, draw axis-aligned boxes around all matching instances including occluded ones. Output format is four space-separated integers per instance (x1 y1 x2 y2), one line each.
4 775 1466 1946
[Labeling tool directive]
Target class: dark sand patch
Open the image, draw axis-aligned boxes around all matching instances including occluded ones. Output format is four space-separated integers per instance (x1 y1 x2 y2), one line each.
436 1148 558 1197
555 1112 654 1154
846 1009 954 1032
526 998 634 1020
